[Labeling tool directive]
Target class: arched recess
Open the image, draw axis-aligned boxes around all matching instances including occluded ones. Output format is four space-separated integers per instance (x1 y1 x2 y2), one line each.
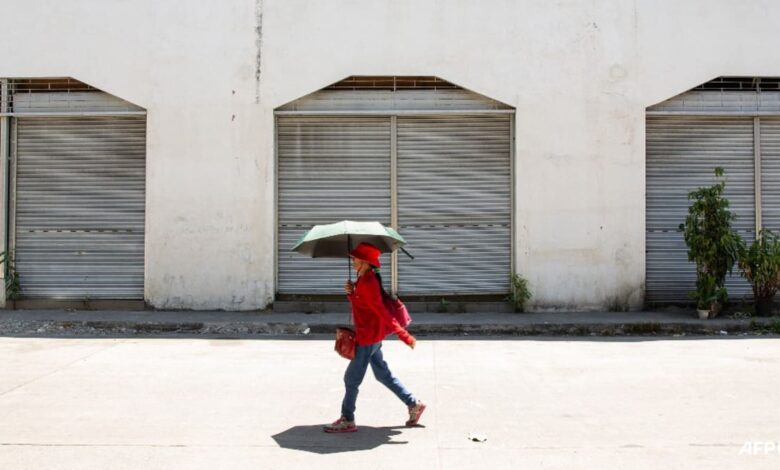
275 76 515 297
645 77 780 303
0 77 146 301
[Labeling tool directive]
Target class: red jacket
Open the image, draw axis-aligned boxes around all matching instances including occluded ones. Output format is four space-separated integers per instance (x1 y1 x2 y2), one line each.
347 270 415 347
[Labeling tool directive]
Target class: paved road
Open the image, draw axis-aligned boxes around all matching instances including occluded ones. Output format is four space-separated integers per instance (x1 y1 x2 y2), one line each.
1 336 778 469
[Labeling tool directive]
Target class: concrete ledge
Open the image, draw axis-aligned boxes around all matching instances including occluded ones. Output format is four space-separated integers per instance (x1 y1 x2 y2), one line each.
272 301 515 314
0 309 778 338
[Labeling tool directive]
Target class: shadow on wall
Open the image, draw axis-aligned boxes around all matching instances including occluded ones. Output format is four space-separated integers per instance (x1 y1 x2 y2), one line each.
272 424 420 454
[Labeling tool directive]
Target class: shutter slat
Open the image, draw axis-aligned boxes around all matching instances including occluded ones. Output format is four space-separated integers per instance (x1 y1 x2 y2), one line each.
761 118 780 233
277 116 392 294
15 115 146 299
397 115 511 294
646 116 754 302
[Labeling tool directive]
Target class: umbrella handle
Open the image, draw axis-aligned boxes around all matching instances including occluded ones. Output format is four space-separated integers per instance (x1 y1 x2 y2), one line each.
347 234 352 283
400 247 415 260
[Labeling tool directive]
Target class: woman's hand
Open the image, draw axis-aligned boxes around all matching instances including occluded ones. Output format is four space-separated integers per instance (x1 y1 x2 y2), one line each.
409 337 416 349
344 280 355 295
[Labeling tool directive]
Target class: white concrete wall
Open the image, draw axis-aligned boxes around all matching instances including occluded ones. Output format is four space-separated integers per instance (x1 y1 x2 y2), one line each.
1 0 779 310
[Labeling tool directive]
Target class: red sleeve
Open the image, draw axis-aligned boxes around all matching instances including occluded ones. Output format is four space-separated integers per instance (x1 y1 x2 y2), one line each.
355 274 415 346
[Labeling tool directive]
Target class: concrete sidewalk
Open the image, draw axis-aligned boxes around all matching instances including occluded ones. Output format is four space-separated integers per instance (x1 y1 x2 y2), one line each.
2 336 780 469
0 308 778 338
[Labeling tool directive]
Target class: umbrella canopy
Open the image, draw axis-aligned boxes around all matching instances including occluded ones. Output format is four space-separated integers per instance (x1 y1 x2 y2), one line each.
291 220 405 258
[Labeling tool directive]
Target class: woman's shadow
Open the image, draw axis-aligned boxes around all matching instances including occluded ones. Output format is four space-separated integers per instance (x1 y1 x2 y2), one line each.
272 424 422 454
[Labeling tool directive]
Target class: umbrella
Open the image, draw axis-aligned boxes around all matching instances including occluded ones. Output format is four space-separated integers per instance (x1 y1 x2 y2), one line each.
290 220 412 281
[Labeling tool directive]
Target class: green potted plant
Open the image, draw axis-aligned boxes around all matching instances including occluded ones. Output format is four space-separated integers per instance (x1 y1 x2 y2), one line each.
737 229 780 316
694 274 727 319
678 167 741 319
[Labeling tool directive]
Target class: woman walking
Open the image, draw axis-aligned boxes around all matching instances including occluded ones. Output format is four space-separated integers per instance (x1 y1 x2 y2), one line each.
324 242 426 433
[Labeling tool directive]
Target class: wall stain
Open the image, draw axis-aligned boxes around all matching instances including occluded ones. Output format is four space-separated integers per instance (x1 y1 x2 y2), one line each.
254 0 263 103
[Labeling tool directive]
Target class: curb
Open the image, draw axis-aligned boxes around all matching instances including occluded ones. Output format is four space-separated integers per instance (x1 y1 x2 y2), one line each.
1 317 778 338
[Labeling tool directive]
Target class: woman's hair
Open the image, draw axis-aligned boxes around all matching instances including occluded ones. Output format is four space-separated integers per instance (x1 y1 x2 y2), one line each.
372 267 392 301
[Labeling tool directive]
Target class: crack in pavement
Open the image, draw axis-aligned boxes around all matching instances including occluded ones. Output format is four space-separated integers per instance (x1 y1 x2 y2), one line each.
1 442 742 450
0 443 280 448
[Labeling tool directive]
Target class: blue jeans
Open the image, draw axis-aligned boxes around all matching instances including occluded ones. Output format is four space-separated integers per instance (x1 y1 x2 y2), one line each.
341 342 416 421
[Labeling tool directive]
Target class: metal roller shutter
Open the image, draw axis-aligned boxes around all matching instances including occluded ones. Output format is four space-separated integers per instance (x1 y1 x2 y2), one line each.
761 118 780 232
14 116 146 299
646 116 754 302
277 116 392 294
397 115 511 294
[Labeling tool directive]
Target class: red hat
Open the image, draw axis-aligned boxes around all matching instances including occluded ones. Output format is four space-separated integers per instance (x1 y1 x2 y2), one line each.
350 242 381 268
